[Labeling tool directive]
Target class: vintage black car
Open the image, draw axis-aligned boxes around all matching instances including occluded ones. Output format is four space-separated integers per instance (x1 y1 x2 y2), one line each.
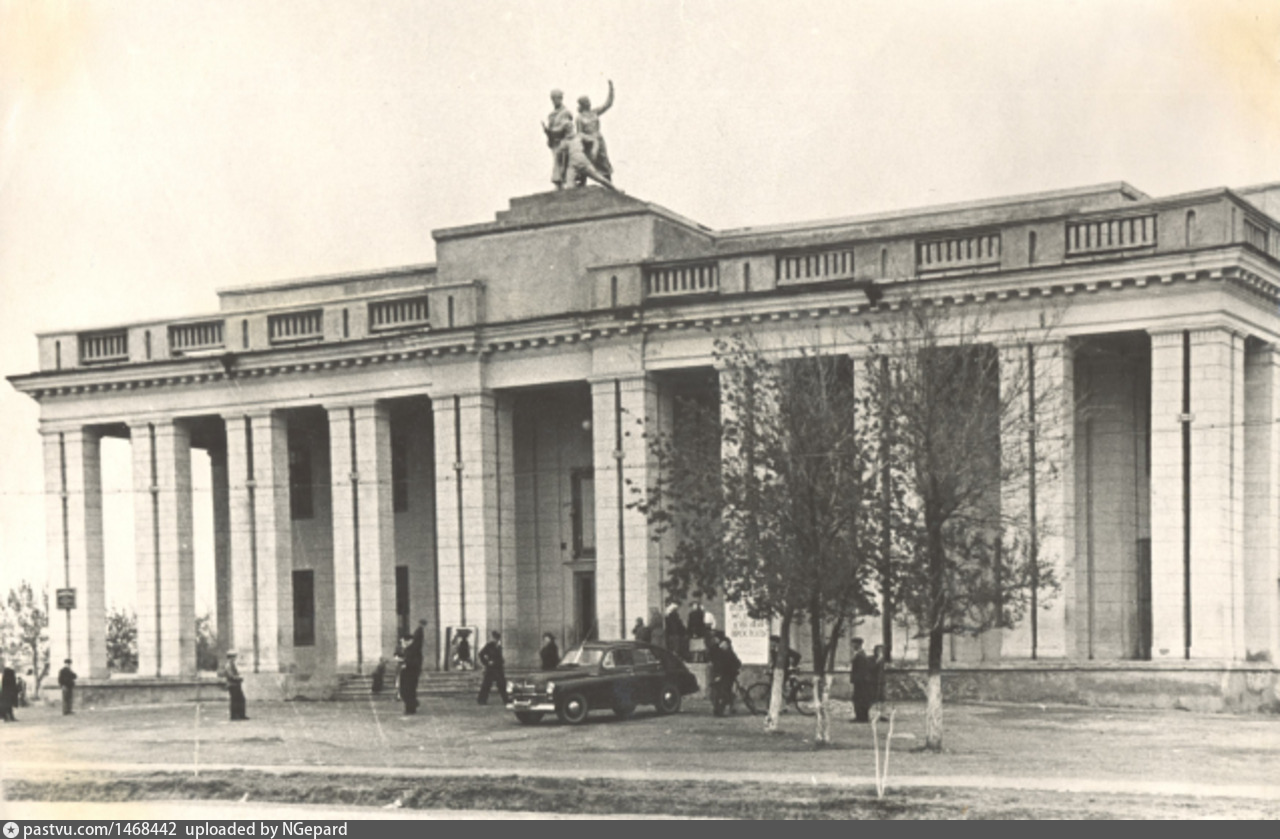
505 640 700 725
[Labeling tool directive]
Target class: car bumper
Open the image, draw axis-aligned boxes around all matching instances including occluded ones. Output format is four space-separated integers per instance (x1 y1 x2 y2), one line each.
506 699 557 713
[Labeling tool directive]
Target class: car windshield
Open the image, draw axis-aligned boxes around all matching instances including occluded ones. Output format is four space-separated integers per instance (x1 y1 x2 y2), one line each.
558 647 605 667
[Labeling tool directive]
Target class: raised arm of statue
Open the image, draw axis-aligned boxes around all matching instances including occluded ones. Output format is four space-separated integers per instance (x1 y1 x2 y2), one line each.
597 80 614 116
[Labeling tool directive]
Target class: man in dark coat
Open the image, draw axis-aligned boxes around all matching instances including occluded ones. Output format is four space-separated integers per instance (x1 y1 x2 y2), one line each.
631 617 652 644
476 631 509 705
664 605 687 660
850 637 874 722
223 652 247 721
708 636 741 716
0 666 18 721
58 659 78 716
401 619 426 715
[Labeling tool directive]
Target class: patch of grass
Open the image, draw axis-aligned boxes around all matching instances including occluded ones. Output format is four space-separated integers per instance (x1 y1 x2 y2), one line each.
8 771 1279 820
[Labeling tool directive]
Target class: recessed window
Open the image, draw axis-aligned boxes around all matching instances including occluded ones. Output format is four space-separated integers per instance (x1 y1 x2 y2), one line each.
571 467 596 559
395 566 410 637
292 570 315 647
392 435 409 513
289 444 314 520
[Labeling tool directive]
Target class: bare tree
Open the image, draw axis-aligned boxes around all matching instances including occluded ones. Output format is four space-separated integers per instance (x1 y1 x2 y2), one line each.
634 335 881 743
862 302 1062 751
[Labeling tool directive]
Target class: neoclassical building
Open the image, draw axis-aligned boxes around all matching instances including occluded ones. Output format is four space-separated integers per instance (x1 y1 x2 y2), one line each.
10 183 1280 707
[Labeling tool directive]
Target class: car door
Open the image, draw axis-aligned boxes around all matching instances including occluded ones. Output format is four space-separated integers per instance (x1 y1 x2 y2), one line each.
601 646 636 708
631 647 665 703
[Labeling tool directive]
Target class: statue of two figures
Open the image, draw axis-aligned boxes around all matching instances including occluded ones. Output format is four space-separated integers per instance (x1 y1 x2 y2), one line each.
543 81 615 191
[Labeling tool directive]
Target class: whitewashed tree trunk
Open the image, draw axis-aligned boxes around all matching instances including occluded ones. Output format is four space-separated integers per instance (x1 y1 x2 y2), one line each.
813 673 831 745
765 662 785 732
925 670 943 751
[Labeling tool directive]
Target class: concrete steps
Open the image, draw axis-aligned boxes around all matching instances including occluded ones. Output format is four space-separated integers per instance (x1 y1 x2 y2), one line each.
330 669 542 701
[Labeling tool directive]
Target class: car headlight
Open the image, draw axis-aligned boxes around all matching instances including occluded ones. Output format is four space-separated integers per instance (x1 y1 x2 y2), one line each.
545 681 556 695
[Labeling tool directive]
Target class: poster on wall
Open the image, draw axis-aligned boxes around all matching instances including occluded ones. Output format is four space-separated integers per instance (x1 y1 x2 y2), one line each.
725 601 770 665
444 625 477 671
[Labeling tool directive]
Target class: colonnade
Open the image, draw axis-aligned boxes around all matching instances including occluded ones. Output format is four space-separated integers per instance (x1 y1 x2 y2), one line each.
40 329 1280 680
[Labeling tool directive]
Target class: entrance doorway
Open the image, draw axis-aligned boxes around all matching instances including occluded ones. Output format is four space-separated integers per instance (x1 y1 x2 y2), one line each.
573 571 596 646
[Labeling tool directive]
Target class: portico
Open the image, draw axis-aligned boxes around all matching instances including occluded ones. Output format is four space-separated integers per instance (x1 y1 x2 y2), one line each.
11 183 1280 708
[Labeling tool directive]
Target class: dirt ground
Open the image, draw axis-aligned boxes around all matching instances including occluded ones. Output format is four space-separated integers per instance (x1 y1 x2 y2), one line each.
1 693 1277 818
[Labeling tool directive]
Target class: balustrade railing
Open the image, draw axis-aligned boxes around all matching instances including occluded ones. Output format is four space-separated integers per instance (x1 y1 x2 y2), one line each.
1066 215 1155 255
917 232 1001 273
268 309 323 344
645 261 719 298
169 320 224 354
776 248 856 283
79 329 129 364
1243 217 1280 260
369 295 430 331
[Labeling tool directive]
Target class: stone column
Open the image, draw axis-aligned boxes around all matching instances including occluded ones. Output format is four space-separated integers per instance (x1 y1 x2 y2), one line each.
42 427 108 678
1244 342 1280 662
329 403 396 673
432 393 514 659
591 376 662 641
224 412 293 674
1187 328 1246 659
1000 341 1075 659
1149 331 1188 660
1149 328 1248 661
210 444 232 661
130 419 196 677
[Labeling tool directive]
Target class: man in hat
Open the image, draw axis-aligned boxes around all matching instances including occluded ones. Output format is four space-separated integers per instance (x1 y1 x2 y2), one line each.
400 618 426 715
223 651 247 721
850 637 874 723
57 659 77 716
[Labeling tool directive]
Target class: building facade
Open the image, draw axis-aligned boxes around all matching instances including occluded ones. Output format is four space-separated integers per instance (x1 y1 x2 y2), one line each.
10 183 1280 707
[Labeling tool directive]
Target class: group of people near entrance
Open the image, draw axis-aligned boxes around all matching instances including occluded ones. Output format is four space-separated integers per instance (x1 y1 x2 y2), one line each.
372 620 517 714
0 659 79 721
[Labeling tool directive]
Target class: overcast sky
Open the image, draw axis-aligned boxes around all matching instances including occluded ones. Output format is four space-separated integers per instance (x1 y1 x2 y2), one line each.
2 0 1279 612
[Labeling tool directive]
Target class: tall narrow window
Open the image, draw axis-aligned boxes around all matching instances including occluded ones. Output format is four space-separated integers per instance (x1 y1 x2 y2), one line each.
880 247 888 278
1029 231 1038 264
395 566 410 637
571 467 596 559
743 262 751 292
241 320 249 349
289 444 314 520
292 570 315 647
610 275 618 308
1185 210 1196 247
392 435 409 513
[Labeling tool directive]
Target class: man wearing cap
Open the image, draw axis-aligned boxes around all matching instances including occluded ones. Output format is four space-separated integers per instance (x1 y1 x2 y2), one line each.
223 651 248 721
57 659 77 716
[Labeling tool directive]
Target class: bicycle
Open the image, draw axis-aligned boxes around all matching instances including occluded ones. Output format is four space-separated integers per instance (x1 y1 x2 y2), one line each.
745 671 816 716
712 676 757 716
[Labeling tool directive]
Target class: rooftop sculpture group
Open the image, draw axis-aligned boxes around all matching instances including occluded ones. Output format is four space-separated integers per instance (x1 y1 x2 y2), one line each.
543 81 616 191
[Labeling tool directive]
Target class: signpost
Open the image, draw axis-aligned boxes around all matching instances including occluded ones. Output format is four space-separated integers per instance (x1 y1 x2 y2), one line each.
56 588 76 610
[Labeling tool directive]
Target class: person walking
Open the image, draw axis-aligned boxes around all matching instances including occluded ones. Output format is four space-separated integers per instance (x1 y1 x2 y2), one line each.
0 666 18 721
477 631 509 705
57 659 78 716
708 636 742 717
539 633 560 671
850 637 874 723
223 652 247 721
631 617 652 644
401 619 426 715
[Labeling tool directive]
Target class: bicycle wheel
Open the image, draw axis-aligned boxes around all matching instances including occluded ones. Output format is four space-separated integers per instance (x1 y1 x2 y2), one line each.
790 678 817 716
744 682 771 715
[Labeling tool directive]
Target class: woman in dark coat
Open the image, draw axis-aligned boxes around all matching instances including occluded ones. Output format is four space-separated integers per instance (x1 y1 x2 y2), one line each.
0 666 19 722
539 633 560 671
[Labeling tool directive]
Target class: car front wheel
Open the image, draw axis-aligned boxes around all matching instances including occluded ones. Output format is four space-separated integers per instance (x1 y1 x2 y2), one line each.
656 682 682 715
557 692 589 725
